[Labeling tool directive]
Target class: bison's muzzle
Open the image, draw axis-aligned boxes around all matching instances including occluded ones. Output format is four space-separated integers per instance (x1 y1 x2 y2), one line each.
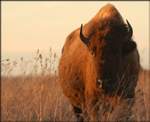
96 78 112 91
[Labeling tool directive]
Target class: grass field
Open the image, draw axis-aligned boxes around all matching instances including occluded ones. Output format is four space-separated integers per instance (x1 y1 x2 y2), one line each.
1 49 149 121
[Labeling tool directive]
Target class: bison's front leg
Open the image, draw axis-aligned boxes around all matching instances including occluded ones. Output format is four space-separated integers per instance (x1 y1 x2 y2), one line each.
72 105 84 122
85 94 100 121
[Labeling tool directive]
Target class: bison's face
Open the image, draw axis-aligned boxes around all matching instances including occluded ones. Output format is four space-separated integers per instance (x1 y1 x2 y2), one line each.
80 20 136 95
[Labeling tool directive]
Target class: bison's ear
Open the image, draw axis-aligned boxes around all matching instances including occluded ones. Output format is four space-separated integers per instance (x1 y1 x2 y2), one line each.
122 41 136 56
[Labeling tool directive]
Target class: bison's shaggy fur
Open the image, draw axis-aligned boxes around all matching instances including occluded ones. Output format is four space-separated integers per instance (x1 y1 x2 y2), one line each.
58 3 140 121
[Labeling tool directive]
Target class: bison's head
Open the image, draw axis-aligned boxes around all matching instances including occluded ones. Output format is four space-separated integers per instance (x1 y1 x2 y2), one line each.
80 19 137 96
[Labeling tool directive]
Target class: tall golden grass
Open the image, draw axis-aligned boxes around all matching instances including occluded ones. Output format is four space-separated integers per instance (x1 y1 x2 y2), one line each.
1 48 149 121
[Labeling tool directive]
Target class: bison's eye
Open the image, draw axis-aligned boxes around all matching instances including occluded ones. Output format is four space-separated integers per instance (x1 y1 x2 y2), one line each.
91 51 95 56
116 48 121 56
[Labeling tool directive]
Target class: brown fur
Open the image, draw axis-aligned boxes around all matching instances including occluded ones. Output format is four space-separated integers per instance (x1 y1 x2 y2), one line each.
58 3 140 121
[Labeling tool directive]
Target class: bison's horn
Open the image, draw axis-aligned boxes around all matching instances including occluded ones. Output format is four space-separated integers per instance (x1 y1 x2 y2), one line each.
123 20 133 42
80 24 90 45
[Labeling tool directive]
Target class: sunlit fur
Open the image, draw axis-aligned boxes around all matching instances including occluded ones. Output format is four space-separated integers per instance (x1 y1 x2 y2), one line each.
58 3 140 121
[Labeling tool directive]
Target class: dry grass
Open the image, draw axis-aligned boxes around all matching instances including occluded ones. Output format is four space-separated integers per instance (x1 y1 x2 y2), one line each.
133 68 150 121
1 48 150 121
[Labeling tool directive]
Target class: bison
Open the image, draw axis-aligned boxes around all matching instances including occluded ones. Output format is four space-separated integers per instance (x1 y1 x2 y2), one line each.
58 3 140 121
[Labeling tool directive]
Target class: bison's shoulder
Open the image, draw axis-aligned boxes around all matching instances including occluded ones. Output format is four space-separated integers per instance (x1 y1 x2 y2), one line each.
67 28 80 42
62 28 80 53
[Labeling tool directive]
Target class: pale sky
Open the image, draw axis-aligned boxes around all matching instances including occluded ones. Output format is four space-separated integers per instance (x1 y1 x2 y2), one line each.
1 1 149 76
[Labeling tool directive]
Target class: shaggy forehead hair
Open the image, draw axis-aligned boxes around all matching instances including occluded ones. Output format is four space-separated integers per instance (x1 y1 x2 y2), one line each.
87 19 129 44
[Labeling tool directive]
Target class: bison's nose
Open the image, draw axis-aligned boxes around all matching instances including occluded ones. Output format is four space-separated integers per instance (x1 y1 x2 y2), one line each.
96 78 111 89
96 79 103 88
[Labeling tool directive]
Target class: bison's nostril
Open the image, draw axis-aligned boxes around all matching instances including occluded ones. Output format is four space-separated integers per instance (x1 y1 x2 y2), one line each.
103 78 112 87
97 79 102 88
105 78 111 83
96 78 112 89
97 79 102 85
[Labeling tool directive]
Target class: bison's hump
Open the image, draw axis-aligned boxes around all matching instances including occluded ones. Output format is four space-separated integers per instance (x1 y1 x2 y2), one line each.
91 3 124 23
